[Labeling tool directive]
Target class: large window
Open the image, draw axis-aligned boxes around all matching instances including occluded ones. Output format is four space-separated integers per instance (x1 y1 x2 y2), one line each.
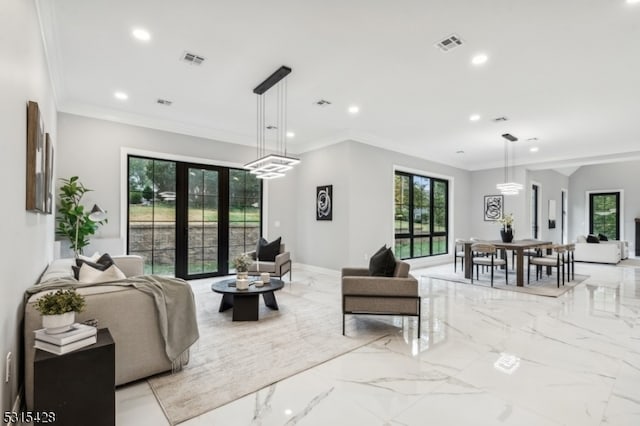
394 171 448 259
589 192 620 240
127 155 261 278
128 157 177 275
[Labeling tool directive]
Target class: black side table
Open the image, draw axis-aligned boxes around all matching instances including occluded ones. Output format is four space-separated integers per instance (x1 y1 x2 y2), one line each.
34 328 115 426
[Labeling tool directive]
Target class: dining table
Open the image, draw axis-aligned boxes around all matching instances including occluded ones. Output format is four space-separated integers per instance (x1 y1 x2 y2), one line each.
463 239 553 287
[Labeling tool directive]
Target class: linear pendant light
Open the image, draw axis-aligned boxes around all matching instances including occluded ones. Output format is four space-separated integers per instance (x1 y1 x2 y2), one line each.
244 66 300 179
496 133 523 195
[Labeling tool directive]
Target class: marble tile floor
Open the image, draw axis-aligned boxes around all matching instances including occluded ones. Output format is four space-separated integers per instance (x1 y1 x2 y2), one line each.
116 262 640 425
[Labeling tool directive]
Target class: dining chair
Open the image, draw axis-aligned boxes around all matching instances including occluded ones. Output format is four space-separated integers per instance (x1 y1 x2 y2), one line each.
470 243 508 287
511 238 540 270
565 243 575 281
454 239 465 273
528 244 565 288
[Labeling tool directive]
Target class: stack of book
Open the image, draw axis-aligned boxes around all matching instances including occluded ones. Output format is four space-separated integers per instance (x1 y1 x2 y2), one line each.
34 324 97 355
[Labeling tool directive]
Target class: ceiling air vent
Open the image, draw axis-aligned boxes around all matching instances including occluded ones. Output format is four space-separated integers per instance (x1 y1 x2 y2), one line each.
492 116 509 122
435 34 463 52
314 99 332 107
157 99 173 106
181 51 205 65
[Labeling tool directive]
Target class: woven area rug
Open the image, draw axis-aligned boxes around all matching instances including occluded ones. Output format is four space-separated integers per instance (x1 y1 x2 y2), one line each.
147 270 394 425
419 264 588 297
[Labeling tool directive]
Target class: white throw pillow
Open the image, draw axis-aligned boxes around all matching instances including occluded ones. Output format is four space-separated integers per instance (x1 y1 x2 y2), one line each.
78 252 101 262
39 258 76 283
576 235 587 243
78 263 126 284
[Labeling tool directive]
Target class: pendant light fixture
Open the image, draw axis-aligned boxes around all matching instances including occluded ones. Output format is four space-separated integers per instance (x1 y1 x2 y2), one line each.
496 133 523 195
244 66 300 179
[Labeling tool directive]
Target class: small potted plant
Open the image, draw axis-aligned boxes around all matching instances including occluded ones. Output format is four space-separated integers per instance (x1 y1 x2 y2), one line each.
231 254 252 290
35 289 86 334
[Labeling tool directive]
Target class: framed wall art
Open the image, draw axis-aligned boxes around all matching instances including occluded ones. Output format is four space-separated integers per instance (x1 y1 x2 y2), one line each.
484 194 503 221
316 185 333 221
26 101 46 212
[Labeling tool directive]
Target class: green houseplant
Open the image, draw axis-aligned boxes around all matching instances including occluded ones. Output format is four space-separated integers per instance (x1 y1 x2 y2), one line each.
56 176 107 256
232 253 252 276
35 289 86 334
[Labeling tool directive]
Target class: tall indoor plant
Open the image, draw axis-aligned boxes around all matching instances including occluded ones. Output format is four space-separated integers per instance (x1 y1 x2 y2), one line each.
56 176 107 257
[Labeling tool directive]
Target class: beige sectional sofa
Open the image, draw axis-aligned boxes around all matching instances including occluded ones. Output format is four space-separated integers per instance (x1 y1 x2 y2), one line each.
24 255 176 409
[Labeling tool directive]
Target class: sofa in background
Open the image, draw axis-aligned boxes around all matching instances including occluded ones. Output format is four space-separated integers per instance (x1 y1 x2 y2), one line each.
341 260 420 337
574 235 629 264
24 255 180 409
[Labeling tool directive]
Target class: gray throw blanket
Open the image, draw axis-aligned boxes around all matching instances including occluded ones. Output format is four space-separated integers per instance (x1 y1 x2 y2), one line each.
25 275 199 368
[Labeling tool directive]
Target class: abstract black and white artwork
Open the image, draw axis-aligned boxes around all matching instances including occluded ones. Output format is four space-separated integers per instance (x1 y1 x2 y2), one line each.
484 195 503 221
316 185 333 221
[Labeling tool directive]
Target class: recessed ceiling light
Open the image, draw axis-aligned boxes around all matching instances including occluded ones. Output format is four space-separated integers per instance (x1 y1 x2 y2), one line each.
348 105 360 114
471 53 488 66
469 114 480 122
114 91 128 100
626 0 639 4
132 28 151 41
286 131 295 138
530 147 539 152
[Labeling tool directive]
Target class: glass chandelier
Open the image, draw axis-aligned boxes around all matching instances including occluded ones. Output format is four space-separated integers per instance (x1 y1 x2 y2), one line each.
496 133 523 195
244 66 300 180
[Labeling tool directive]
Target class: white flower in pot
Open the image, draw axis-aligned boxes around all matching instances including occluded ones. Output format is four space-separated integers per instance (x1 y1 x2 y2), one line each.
232 253 252 280
35 289 86 334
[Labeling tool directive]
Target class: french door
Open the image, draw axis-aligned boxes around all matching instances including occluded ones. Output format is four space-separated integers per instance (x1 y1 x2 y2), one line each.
176 164 224 278
127 156 261 279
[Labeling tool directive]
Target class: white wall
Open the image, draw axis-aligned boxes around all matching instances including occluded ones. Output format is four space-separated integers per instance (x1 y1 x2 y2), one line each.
274 140 472 270
58 116 473 272
282 142 353 270
56 113 259 252
470 167 528 240
569 160 640 253
528 169 569 243
0 0 57 411
469 167 569 244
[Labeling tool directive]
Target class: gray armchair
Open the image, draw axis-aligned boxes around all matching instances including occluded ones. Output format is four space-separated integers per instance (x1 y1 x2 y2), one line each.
341 260 420 337
245 244 292 281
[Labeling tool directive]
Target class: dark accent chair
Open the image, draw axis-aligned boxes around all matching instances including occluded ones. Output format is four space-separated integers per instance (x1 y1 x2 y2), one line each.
341 260 420 337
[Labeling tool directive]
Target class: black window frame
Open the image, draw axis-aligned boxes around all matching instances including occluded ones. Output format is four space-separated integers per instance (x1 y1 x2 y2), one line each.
588 191 620 240
394 171 449 259
126 154 263 278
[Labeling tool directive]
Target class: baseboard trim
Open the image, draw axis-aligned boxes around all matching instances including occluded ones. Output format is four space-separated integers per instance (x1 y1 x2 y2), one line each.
294 263 340 277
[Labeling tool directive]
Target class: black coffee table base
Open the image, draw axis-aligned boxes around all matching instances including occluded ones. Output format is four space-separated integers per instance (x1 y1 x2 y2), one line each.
211 278 284 321
218 292 279 321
